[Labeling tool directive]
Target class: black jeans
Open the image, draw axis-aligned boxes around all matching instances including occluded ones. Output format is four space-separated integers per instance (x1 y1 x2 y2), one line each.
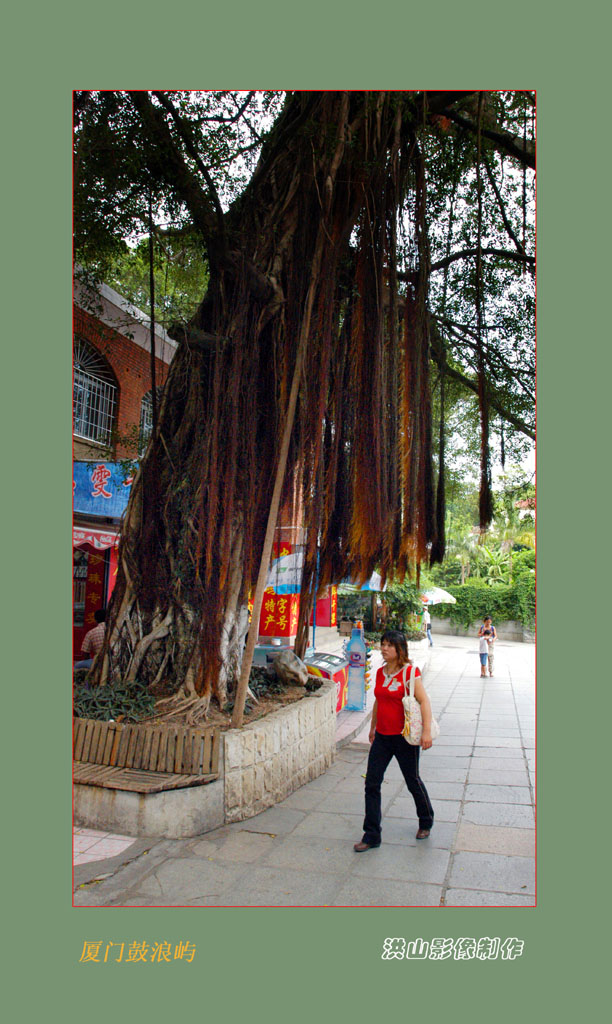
362 731 434 845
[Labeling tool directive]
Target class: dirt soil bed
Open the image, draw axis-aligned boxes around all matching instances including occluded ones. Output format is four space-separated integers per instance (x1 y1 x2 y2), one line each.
205 685 310 731
139 684 314 731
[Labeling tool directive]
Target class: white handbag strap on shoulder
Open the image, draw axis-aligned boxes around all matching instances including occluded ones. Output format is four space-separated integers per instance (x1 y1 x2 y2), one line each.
402 664 415 698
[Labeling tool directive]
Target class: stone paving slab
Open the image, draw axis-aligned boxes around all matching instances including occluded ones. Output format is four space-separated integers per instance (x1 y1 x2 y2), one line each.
472 746 528 759
419 755 471 769
371 817 457 849
422 781 465 801
386 797 461 823
465 784 532 804
332 878 443 907
188 831 277 863
351 844 451 885
470 757 528 770
454 822 535 857
461 801 535 829
262 834 362 875
272 787 329 811
208 865 346 906
422 767 468 783
474 736 523 747
444 889 535 907
449 851 535 894
314 790 379 815
291 811 365 841
221 805 307 835
467 766 529 783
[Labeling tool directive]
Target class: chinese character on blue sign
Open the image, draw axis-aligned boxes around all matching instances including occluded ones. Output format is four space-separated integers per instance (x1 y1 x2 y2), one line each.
73 462 133 518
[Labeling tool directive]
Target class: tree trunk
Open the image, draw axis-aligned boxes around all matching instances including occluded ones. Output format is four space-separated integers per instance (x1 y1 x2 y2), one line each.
90 92 442 714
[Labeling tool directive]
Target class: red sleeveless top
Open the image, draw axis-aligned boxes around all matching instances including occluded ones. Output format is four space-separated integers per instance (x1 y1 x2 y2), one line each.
374 663 421 734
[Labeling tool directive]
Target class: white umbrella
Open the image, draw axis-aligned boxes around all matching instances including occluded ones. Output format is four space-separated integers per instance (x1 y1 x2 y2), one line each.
420 586 456 605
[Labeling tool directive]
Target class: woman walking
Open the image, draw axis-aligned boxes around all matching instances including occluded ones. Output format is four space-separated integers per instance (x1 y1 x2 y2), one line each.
354 630 434 852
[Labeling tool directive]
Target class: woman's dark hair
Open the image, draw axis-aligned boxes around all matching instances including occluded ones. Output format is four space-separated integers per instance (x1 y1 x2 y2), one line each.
380 629 410 666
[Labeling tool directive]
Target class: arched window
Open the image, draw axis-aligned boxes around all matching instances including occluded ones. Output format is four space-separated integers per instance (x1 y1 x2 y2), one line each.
139 389 157 454
73 338 117 445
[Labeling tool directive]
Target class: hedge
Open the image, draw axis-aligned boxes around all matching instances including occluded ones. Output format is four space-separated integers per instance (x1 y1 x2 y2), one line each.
432 576 535 629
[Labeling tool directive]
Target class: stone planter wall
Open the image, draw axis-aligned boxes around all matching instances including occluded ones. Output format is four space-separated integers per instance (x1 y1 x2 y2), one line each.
223 680 336 823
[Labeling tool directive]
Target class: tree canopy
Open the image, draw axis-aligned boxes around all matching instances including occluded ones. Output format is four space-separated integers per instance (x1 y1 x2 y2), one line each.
74 91 535 714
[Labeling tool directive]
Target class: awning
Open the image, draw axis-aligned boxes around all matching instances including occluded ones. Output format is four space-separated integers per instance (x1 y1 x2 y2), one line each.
73 526 119 551
339 572 386 593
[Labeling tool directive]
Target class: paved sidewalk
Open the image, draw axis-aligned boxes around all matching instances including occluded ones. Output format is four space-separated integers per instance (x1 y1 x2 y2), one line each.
73 635 535 907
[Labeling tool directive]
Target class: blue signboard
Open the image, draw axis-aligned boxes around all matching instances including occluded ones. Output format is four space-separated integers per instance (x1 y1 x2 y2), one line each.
73 461 133 518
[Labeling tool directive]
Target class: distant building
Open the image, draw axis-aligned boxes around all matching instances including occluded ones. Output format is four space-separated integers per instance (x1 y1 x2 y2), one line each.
72 277 177 654
514 497 536 521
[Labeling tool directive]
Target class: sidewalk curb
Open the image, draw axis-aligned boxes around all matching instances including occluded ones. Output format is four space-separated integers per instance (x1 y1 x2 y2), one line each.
336 709 373 748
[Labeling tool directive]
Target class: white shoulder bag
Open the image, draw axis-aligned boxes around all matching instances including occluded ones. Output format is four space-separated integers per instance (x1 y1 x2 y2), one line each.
401 665 440 746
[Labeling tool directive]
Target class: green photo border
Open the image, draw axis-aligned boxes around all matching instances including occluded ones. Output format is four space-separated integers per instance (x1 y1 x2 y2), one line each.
5 0 605 1017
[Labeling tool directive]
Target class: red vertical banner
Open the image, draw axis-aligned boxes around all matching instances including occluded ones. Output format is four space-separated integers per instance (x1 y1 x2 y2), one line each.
310 586 338 626
107 542 119 603
84 549 105 629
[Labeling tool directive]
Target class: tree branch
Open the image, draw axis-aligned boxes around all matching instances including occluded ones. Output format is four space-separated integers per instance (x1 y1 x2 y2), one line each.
444 108 535 169
152 91 226 239
196 91 257 124
429 247 534 274
435 318 535 402
126 91 225 263
429 320 535 439
483 153 526 254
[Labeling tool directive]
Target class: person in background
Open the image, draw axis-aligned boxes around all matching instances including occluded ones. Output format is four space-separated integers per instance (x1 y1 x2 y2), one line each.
75 608 106 670
478 628 490 677
478 615 497 677
354 629 434 851
422 605 433 646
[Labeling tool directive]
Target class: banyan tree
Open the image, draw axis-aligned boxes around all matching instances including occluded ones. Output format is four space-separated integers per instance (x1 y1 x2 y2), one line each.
75 90 535 723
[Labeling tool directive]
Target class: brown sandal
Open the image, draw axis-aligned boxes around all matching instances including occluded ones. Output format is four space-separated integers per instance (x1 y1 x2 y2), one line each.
416 829 431 840
353 841 380 852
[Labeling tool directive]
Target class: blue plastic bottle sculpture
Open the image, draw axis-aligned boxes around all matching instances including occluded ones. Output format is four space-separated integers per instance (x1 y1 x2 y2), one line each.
346 621 366 710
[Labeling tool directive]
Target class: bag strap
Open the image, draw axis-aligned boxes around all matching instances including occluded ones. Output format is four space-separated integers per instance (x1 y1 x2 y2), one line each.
402 664 415 698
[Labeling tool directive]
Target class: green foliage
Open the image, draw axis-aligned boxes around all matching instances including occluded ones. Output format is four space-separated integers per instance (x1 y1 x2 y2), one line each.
104 230 209 332
382 580 423 630
431 575 534 628
337 589 372 618
337 590 372 626
511 548 536 628
248 665 287 698
73 680 156 722
478 544 511 584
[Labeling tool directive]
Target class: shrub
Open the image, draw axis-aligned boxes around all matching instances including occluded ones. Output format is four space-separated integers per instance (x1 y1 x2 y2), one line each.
432 578 532 628
73 679 157 722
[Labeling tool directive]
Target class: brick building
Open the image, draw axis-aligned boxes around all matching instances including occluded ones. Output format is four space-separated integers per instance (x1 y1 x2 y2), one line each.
73 276 177 461
73 278 177 655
